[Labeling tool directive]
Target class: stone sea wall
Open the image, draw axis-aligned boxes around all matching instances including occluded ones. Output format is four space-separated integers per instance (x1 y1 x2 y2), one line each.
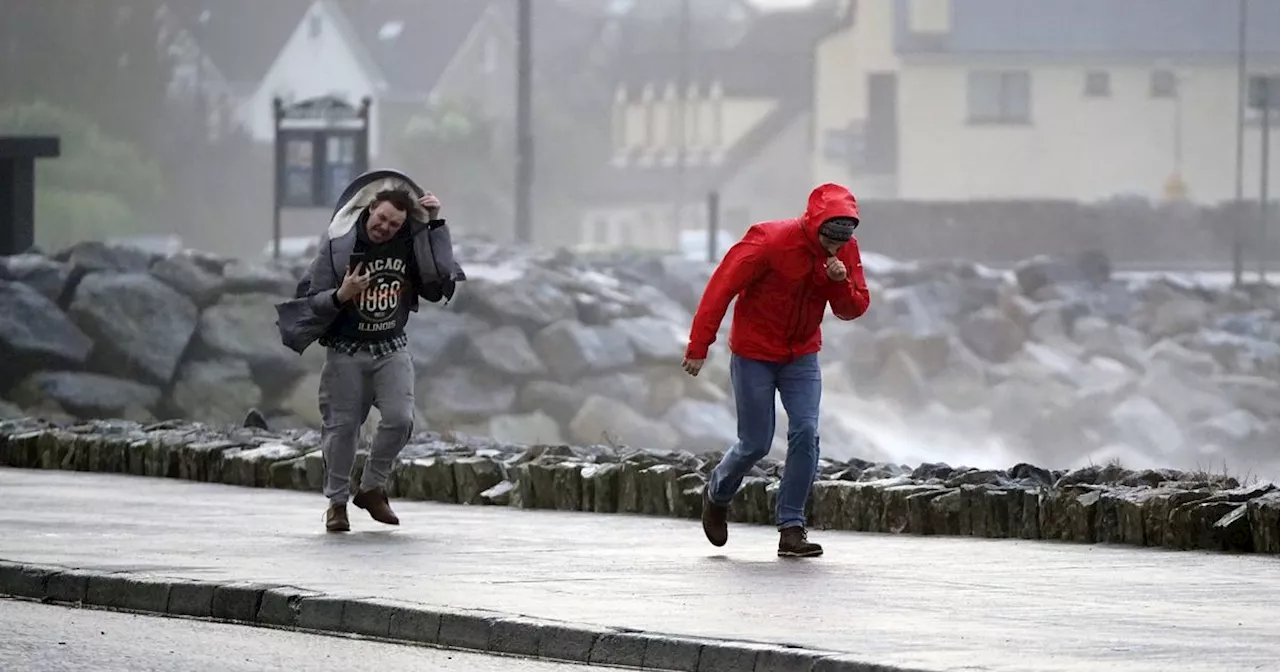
3 237 1280 480
1 417 1277 554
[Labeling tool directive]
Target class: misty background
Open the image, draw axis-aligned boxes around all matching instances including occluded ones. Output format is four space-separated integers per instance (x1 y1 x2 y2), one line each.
2 0 1280 484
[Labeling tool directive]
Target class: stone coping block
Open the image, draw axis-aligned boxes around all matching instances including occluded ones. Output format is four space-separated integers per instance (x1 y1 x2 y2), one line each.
0 560 927 672
1 419 1278 555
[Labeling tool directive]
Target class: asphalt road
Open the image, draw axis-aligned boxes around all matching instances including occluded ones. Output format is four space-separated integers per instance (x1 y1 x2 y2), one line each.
2 469 1279 672
0 599 612 672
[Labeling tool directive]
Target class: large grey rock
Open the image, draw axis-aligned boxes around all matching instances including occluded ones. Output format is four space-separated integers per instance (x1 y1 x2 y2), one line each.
958 307 1025 363
68 272 198 384
1215 375 1280 420
873 349 929 406
533 320 637 381
197 293 306 385
220 260 296 296
652 257 714 313
405 308 488 370
662 398 736 453
875 329 951 378
0 253 72 304
1146 339 1220 377
467 270 578 330
465 326 546 377
568 395 678 451
1149 297 1210 339
421 366 517 425
577 371 651 409
1013 251 1110 297
56 240 156 274
149 252 226 306
10 371 161 419
170 358 263 426
0 280 94 382
612 316 686 363
517 380 588 427
486 411 565 445
1110 396 1184 456
1180 331 1280 378
629 285 693 326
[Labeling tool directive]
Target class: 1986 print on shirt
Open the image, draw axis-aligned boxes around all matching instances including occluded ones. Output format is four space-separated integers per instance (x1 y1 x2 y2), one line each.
354 257 407 333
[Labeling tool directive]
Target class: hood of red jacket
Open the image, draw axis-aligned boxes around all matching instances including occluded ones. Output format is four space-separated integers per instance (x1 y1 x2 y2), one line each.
801 183 860 239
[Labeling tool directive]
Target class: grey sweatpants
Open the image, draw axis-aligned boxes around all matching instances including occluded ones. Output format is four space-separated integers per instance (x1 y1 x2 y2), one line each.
318 348 415 505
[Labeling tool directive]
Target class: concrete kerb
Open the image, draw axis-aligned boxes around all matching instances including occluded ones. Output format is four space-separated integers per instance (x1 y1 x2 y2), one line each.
0 559 931 672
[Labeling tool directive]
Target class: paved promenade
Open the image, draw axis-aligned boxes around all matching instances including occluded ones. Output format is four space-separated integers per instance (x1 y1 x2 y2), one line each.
1 469 1277 671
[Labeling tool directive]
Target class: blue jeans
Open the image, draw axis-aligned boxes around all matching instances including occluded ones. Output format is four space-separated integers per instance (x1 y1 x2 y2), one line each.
707 353 822 530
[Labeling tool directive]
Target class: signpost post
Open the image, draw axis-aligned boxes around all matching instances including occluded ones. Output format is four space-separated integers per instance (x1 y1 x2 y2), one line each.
1248 74 1280 283
272 95 371 260
0 136 60 256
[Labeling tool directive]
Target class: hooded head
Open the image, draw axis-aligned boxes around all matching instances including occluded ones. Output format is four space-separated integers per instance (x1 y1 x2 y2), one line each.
802 183 860 254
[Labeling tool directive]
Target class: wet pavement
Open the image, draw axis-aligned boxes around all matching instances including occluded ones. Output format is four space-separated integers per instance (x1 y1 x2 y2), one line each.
0 598 612 672
1 468 1277 672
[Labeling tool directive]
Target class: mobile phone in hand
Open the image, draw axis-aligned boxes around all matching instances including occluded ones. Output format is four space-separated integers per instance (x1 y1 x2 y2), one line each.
348 251 366 272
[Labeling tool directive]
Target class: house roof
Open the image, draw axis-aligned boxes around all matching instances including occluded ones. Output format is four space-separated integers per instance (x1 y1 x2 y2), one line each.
613 5 837 97
893 0 1280 58
171 0 314 84
338 0 493 97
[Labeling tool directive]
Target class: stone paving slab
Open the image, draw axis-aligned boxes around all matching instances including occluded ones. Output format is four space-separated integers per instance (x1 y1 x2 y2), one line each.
1 469 1278 672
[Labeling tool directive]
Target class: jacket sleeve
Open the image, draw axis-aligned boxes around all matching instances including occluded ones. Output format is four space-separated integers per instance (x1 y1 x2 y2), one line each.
824 238 871 321
302 244 343 318
685 226 768 359
414 219 465 305
274 243 342 354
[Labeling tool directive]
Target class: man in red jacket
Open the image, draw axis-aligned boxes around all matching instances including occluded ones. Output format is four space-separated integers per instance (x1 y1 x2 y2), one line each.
682 183 870 558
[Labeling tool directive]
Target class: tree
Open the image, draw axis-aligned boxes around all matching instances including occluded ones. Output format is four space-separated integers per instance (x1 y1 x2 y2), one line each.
392 99 514 241
0 101 164 251
0 0 175 161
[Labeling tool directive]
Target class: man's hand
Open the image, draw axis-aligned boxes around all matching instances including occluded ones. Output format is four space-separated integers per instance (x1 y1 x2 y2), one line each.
825 257 848 282
336 263 371 303
682 357 705 377
419 192 441 220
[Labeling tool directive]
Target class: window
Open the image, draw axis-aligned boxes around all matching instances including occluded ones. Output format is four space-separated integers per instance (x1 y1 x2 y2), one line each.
1084 71 1111 98
324 135 356 205
284 138 314 205
967 70 1031 124
1150 70 1177 98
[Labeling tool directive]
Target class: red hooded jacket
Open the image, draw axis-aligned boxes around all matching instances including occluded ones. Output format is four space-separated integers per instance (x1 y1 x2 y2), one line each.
685 183 870 363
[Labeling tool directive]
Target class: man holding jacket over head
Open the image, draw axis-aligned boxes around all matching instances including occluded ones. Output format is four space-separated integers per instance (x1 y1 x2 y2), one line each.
275 174 464 533
682 183 871 558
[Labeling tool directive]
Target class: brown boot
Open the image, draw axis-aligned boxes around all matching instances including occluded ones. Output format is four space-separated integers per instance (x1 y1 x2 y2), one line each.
777 526 823 558
701 489 729 547
325 503 350 533
352 487 400 526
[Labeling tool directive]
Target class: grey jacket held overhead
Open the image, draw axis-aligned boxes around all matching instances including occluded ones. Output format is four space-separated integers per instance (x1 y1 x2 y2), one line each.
274 218 465 355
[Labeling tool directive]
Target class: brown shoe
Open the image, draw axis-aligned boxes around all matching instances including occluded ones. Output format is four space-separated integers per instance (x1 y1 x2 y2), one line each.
778 526 823 558
701 489 728 547
352 487 400 526
325 503 350 533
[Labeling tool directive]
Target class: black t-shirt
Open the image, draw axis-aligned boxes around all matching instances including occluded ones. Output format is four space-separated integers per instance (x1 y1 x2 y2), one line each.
327 220 415 342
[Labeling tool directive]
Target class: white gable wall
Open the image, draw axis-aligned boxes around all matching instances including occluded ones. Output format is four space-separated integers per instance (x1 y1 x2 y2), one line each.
238 0 383 155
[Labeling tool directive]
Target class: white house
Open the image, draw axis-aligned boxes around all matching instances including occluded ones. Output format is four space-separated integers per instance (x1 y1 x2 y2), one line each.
813 0 1280 205
578 1 847 252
